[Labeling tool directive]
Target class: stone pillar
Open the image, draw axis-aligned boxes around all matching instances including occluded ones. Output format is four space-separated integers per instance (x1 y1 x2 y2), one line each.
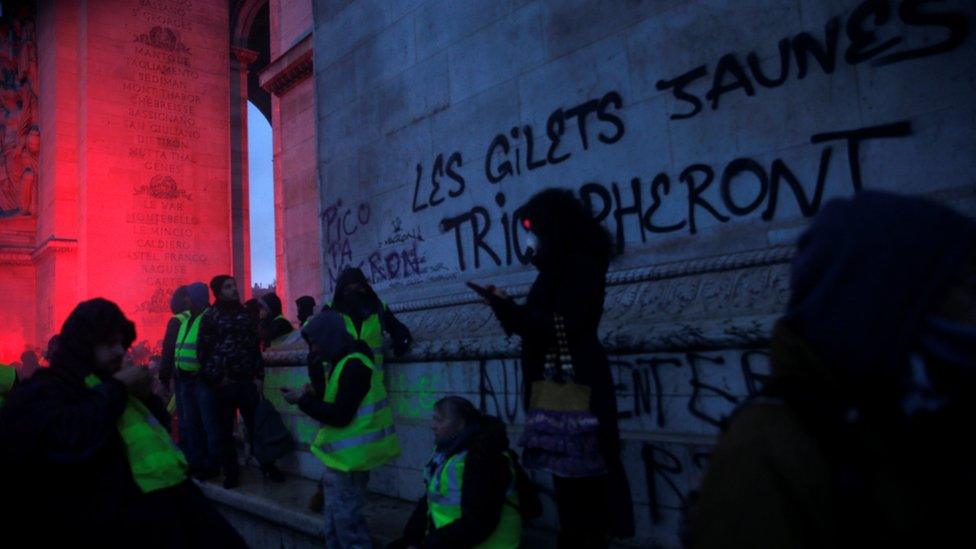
49 0 233 348
259 33 319 314
230 46 258 299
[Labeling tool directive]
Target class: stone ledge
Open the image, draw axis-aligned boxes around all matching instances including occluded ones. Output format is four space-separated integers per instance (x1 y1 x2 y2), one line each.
196 473 323 539
198 467 641 548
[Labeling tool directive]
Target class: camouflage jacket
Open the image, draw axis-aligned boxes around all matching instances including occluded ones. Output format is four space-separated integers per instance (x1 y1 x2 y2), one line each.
197 302 264 383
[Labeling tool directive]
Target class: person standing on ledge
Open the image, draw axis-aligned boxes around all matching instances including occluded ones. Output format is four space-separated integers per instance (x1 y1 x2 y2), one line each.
323 266 413 369
198 275 284 486
282 309 401 549
161 282 221 480
475 188 635 548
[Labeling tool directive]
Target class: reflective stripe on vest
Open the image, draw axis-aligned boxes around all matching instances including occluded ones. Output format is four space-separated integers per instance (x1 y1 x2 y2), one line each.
427 451 522 548
84 374 188 493
0 363 16 407
310 352 400 472
174 310 205 372
326 300 386 368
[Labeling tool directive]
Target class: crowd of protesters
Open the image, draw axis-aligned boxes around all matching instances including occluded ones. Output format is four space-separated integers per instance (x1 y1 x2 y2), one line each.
0 188 973 548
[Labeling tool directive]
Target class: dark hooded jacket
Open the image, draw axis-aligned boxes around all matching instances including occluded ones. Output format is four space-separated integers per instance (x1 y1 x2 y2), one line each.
0 299 243 546
258 292 294 348
487 188 634 536
297 310 373 427
690 191 976 548
296 296 316 325
160 283 212 383
157 286 188 384
328 267 413 356
398 415 515 549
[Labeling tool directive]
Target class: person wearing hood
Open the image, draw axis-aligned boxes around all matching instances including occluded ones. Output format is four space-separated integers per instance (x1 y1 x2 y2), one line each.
158 285 190 389
281 309 401 548
297 295 316 327
162 282 221 480
325 267 413 368
0 298 245 546
197 275 284 486
476 188 634 547
688 191 976 548
257 292 294 349
390 397 523 549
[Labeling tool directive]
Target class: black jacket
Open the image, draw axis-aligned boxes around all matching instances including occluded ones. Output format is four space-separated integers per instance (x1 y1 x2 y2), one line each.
399 416 514 549
329 266 413 356
258 292 294 348
0 361 174 544
298 311 373 427
489 252 635 537
197 300 264 383
296 351 371 427
157 314 183 384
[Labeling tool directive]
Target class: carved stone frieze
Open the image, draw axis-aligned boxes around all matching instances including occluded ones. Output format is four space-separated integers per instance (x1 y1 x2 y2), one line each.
265 247 794 365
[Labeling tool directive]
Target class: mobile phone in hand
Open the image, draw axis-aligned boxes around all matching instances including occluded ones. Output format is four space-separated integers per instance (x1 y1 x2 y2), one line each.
466 281 494 299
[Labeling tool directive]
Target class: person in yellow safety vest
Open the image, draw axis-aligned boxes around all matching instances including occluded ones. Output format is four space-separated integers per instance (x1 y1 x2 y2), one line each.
0 298 245 546
314 267 412 392
282 309 400 548
257 292 294 350
158 285 189 394
0 362 18 407
390 396 524 549
159 282 222 480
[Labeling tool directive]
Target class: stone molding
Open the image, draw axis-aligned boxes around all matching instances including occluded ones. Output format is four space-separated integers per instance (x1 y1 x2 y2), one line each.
265 246 794 365
30 237 78 262
0 247 32 266
259 34 313 96
231 46 260 66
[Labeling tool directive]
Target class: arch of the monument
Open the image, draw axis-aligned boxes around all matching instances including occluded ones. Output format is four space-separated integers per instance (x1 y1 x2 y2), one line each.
0 0 309 361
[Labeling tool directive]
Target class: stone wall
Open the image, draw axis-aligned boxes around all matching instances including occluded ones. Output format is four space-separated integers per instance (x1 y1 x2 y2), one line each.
303 0 976 545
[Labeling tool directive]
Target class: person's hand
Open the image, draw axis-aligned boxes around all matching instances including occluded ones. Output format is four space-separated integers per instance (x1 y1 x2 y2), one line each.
113 366 152 399
482 285 508 304
487 285 508 299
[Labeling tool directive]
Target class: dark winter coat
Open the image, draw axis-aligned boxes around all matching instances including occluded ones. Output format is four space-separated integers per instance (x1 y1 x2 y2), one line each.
398 416 515 549
197 300 264 384
489 252 634 537
298 310 372 427
0 356 243 546
257 292 294 348
690 191 976 548
328 266 413 356
158 286 188 384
